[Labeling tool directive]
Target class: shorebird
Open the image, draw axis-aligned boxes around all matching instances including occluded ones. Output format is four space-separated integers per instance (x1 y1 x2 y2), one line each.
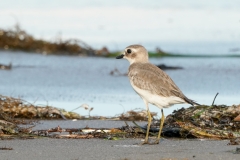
116 44 199 145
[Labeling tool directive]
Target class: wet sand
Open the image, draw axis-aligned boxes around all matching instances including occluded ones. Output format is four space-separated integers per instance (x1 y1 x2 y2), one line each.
1 120 239 160
1 138 239 160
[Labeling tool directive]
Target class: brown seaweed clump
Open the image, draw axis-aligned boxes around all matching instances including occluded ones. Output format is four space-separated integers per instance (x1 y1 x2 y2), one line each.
162 105 240 139
0 24 93 55
0 95 82 135
0 95 81 120
1 94 240 141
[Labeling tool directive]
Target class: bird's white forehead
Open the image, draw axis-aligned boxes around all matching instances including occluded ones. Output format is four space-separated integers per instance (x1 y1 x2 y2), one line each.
125 45 146 53
126 44 144 49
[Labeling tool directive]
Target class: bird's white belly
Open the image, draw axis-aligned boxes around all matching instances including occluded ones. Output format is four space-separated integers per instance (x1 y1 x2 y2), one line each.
131 83 185 109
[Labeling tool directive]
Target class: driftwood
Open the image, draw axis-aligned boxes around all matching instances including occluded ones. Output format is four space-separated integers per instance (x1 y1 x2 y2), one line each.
0 147 13 150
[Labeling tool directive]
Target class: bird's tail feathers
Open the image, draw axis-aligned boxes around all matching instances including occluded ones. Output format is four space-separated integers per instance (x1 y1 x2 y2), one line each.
184 97 200 106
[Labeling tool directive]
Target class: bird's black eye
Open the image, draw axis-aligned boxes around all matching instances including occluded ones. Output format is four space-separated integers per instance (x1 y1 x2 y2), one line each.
127 49 132 54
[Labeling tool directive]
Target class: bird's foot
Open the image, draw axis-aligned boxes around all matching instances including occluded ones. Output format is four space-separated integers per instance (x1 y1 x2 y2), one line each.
140 139 160 145
151 139 160 145
140 140 149 145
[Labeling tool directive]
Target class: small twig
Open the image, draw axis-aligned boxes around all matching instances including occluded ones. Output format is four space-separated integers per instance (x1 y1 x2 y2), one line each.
199 93 219 127
211 93 219 106
0 146 13 150
58 110 67 120
124 121 129 127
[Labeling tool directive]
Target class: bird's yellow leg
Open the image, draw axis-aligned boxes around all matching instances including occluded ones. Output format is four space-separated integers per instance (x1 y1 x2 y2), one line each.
141 108 152 145
153 109 164 144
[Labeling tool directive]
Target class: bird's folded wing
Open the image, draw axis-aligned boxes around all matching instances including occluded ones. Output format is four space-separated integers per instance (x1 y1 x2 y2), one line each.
129 64 185 98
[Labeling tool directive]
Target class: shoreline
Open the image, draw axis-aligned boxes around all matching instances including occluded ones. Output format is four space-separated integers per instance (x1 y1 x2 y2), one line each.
1 25 240 58
1 120 239 160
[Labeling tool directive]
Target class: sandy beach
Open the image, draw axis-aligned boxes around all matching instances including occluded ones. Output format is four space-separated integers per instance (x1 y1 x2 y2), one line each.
1 120 239 160
1 1 240 160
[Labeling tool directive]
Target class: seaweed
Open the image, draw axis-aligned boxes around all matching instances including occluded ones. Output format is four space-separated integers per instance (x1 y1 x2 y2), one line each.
0 24 94 55
0 94 239 142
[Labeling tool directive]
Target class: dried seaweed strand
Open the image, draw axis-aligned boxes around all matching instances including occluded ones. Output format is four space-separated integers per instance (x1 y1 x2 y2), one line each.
211 92 219 106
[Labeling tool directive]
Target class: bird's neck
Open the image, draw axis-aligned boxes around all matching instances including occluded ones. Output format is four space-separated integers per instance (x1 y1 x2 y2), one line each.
129 57 149 65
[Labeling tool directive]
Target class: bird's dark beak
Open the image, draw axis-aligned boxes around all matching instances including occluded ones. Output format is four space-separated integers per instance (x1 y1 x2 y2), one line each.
116 54 124 59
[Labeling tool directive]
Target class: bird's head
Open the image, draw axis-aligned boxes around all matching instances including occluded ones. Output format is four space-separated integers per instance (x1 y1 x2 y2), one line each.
116 44 149 64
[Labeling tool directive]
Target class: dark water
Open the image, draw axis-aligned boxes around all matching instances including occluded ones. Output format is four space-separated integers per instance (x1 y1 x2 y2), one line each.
0 51 239 116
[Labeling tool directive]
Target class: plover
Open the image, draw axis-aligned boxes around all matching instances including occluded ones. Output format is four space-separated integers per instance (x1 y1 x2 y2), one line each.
116 44 199 144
